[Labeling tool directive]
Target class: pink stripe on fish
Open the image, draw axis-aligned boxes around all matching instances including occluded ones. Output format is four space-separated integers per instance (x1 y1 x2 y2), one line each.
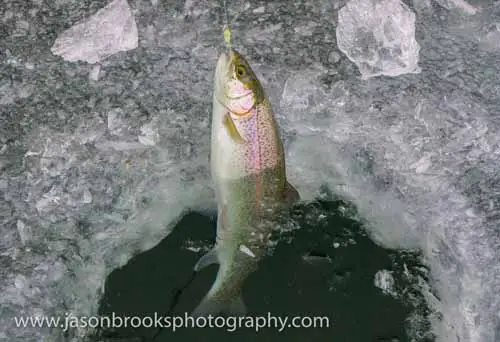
230 101 281 176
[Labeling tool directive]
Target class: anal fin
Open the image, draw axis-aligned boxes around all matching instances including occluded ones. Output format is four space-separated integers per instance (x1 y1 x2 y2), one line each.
194 248 219 272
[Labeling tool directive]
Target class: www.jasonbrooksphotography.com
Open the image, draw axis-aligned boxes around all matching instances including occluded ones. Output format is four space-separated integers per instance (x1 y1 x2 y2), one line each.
14 312 331 333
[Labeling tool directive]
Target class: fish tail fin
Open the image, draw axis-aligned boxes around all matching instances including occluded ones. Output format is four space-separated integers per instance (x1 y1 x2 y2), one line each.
191 294 246 317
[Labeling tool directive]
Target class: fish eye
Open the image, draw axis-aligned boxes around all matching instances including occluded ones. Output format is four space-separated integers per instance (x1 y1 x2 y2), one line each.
235 65 246 78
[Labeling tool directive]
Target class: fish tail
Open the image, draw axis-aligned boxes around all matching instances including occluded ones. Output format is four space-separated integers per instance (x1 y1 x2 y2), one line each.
191 293 246 317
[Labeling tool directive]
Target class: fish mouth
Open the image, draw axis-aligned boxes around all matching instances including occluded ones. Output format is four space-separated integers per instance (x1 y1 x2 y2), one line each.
214 51 230 99
215 50 252 99
214 49 255 116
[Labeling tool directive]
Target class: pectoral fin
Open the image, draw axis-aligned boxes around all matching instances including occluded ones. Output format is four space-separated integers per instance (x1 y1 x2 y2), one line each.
223 113 244 144
194 248 219 271
284 181 300 204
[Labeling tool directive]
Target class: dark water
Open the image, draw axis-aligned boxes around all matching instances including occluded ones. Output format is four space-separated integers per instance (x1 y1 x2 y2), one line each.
96 198 434 342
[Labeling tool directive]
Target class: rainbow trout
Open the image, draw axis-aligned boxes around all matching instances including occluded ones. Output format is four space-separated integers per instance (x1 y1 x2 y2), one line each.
191 29 300 316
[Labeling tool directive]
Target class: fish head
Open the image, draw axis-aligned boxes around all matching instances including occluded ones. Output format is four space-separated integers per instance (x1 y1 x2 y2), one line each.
215 48 264 117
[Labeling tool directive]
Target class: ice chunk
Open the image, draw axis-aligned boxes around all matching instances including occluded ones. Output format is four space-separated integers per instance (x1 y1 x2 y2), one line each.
16 220 31 245
183 239 211 253
50 0 138 64
89 64 101 81
107 108 127 136
39 137 72 177
82 189 93 204
410 154 433 174
280 71 329 113
35 186 61 213
138 120 159 146
14 275 27 289
253 6 265 14
336 0 421 78
478 24 500 52
374 269 398 298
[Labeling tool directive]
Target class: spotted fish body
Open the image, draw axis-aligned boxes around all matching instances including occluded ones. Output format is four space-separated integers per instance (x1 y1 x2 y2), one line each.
191 48 299 316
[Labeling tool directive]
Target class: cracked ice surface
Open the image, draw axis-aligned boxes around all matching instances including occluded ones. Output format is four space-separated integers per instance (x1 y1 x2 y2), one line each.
283 1 500 339
1 0 500 341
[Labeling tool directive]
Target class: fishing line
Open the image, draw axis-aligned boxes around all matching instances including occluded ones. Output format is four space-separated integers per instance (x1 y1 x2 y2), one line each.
223 0 229 29
146 270 198 341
